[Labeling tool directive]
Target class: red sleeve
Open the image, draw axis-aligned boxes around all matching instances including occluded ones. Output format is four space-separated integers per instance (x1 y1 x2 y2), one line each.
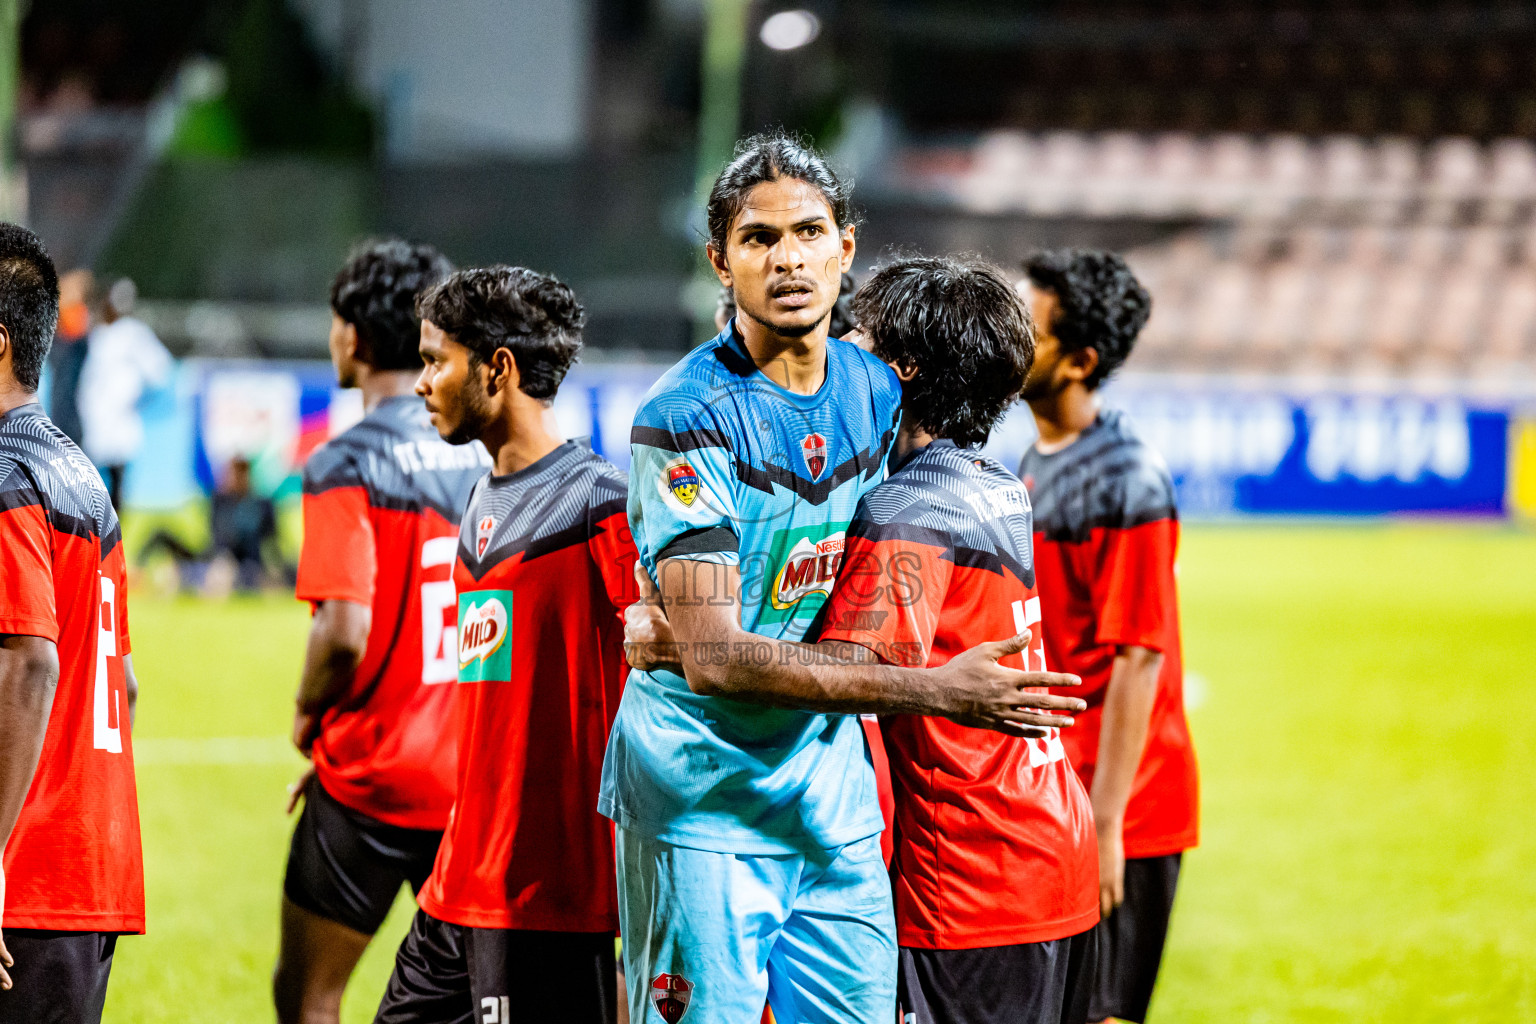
295 486 377 606
1091 518 1178 652
818 532 951 667
0 502 58 641
105 542 132 655
588 508 639 617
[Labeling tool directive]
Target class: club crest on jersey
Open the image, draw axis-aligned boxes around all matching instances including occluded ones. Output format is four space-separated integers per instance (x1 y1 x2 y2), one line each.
476 515 496 558
801 431 828 479
650 973 693 1023
667 461 700 507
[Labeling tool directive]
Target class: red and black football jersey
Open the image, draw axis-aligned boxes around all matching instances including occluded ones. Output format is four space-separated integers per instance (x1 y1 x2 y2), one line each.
296 395 488 830
1018 409 1199 859
417 440 636 932
820 440 1099 949
0 403 143 933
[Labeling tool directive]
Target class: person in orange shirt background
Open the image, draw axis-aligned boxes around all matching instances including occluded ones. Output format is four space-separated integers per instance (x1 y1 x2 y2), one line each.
44 268 91 446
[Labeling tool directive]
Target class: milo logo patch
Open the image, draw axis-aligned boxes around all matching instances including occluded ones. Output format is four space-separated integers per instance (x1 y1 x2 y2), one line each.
771 533 845 609
457 591 512 682
756 523 848 626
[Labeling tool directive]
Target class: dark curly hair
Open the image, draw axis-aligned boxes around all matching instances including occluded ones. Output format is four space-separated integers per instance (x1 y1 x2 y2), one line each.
0 224 59 393
706 132 858 255
1021 249 1150 390
416 266 585 401
852 254 1034 447
330 239 453 371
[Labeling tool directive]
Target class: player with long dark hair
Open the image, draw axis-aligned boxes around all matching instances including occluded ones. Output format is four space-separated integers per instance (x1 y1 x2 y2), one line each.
606 134 1083 1023
818 254 1100 1024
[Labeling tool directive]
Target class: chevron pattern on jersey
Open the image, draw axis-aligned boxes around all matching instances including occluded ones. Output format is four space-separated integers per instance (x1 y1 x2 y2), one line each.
1018 409 1177 544
304 395 490 524
0 404 120 556
456 441 628 582
852 440 1035 587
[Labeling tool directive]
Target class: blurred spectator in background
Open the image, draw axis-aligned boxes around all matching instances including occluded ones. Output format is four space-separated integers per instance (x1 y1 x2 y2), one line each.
79 277 173 509
137 456 289 596
714 272 859 337
45 268 92 445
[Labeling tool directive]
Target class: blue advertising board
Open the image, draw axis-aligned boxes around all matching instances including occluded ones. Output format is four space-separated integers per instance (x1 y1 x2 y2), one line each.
1100 383 1510 517
99 360 1522 519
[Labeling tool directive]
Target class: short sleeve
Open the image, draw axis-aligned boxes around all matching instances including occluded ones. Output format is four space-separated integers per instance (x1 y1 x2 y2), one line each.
1092 518 1178 652
101 539 133 656
817 514 952 668
0 495 58 642
588 467 640 615
116 563 132 655
295 450 377 607
629 397 742 568
1090 456 1179 652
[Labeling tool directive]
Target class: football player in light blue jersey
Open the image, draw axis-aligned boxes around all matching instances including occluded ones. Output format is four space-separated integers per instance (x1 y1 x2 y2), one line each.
599 134 1084 1024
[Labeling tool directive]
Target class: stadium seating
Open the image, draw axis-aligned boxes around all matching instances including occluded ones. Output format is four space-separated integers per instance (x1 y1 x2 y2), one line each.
894 131 1536 381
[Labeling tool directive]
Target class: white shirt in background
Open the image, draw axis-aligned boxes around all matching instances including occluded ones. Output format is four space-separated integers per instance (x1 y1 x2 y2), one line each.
78 316 173 467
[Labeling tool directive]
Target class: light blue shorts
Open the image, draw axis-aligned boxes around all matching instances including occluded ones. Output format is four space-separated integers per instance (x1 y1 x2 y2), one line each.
616 828 896 1024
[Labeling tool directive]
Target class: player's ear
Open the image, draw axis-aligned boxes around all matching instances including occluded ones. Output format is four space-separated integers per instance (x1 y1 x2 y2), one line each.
345 324 370 365
891 358 919 382
1063 345 1098 383
839 224 856 271
707 243 733 288
488 346 521 397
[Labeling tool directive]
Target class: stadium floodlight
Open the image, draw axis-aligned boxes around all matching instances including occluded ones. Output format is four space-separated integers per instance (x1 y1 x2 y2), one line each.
759 9 820 50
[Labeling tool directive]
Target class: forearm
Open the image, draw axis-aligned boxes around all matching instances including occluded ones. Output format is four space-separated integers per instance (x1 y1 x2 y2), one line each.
657 556 946 714
684 632 958 715
294 602 370 712
296 641 361 712
0 638 59 852
653 557 1078 728
1088 646 1163 829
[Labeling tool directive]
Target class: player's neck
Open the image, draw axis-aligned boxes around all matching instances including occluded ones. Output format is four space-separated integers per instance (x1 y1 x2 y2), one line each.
481 402 564 477
891 417 937 467
736 315 828 395
356 368 421 412
0 382 38 416
1028 384 1099 454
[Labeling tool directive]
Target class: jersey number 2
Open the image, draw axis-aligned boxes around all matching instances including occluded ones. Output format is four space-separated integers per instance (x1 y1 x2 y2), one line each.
94 574 122 753
420 536 458 684
1011 597 1066 768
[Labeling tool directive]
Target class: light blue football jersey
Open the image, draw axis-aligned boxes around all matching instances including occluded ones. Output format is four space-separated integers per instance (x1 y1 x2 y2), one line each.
598 325 902 854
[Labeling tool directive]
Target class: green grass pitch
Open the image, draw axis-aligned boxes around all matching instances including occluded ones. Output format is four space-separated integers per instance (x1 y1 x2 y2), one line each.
97 523 1536 1023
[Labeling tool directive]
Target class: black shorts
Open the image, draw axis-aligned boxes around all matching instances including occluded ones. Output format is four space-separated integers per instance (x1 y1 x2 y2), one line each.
0 929 117 1024
284 774 444 935
1089 853 1182 1024
374 909 616 1024
898 927 1097 1024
